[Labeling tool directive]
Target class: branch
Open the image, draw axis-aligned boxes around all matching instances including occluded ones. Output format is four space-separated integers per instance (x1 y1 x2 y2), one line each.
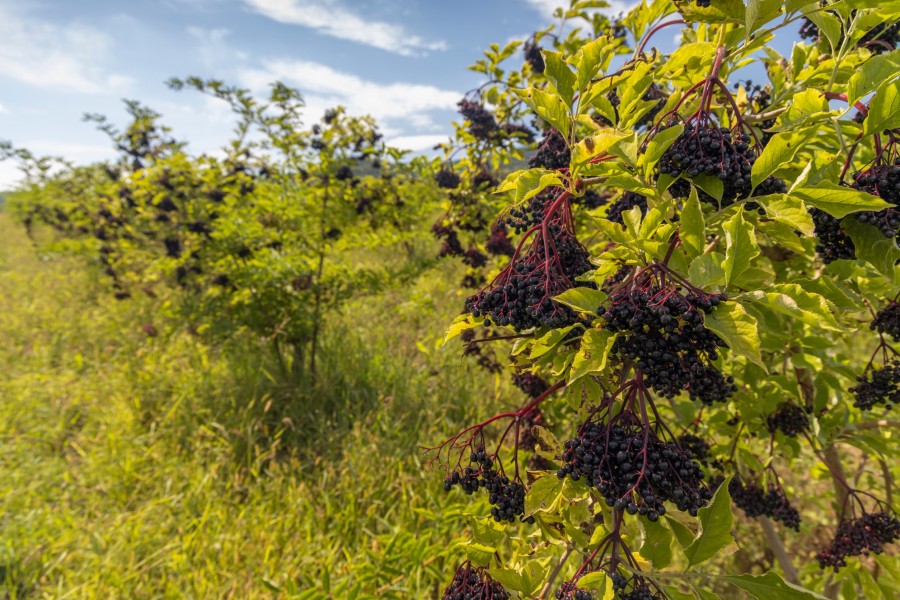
540 545 574 600
758 517 800 584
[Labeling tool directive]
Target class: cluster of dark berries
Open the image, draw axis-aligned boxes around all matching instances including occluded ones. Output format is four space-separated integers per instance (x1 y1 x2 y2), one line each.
692 0 712 7
556 582 591 600
659 123 785 207
611 574 663 600
873 302 900 341
335 165 354 181
467 200 594 330
599 274 732 403
458 99 499 140
436 168 461 189
737 80 776 146
573 189 610 210
559 420 711 518
850 163 900 237
433 223 464 258
677 434 710 463
728 479 801 531
801 18 900 55
529 129 570 171
443 563 510 600
486 222 515 256
464 247 488 269
503 188 557 234
602 264 633 293
816 511 900 571
606 192 648 225
850 360 900 410
501 123 536 143
811 208 855 263
513 371 550 398
472 169 499 189
767 403 809 437
524 39 545 73
444 447 529 523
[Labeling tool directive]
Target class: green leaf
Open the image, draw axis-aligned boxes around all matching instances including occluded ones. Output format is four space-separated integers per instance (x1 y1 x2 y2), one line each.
844 218 900 282
740 283 848 332
458 541 496 566
640 518 674 569
751 128 817 189
685 476 735 567
689 253 726 289
680 188 706 259
572 37 613 93
495 169 564 203
722 210 760 288
723 572 829 600
487 568 526 593
524 475 565 516
694 175 724 203
705 302 766 370
665 515 696 549
662 42 718 77
756 194 814 236
806 10 842 51
572 131 631 168
518 87 571 138
543 50 577 107
865 79 900 136
848 49 900 106
678 0 745 23
554 288 607 314
640 124 684 171
443 313 483 345
793 182 892 219
569 329 618 383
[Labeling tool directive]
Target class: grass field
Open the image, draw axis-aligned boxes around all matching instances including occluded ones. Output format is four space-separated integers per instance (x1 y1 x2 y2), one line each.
0 212 510 598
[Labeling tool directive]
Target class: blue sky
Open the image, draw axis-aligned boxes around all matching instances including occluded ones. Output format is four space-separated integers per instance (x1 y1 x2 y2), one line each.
2 0 640 187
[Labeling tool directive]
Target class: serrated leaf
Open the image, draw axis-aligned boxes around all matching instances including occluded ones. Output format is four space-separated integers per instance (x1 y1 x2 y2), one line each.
849 49 900 106
458 541 496 566
689 252 726 288
740 283 848 332
496 169 564 203
640 518 674 569
554 287 607 314
443 313 483 345
569 329 618 383
694 175 724 202
686 476 735 567
680 188 705 259
844 218 900 282
640 124 684 171
794 182 893 218
572 36 613 92
543 50 577 107
806 10 841 51
751 128 816 189
662 42 718 78
865 79 900 135
723 572 829 599
722 210 760 287
520 87 571 138
678 0 745 23
487 568 526 593
757 194 814 235
572 130 630 167
705 301 766 369
525 475 565 516
665 515 696 548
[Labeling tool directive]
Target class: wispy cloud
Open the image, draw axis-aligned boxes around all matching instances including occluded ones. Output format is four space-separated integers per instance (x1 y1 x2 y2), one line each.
241 0 447 56
238 59 460 131
0 3 132 93
188 26 248 68
523 0 635 17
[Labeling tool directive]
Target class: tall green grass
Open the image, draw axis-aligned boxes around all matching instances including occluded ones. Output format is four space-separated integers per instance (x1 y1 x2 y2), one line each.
0 213 506 598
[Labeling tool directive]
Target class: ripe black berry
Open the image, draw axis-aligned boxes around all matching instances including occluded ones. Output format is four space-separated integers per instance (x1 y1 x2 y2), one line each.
436 168 461 189
513 371 550 398
529 128 570 171
729 478 801 531
872 301 900 341
458 99 500 140
443 562 510 599
524 39 545 73
811 208 855 263
444 447 527 523
850 360 900 410
486 222 515 256
817 511 900 571
767 403 809 437
606 192 647 226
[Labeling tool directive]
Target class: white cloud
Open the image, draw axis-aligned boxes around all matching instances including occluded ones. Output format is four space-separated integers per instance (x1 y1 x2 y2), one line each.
238 59 460 130
0 104 7 114
188 26 247 68
386 134 448 153
241 0 447 56
524 0 636 17
0 3 132 93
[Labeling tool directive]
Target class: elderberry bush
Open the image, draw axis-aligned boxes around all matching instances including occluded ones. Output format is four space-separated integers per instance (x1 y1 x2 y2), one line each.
612 573 664 600
559 419 711 518
811 208 856 263
444 447 529 523
800 17 900 55
513 371 550 398
572 189 609 210
443 563 510 600
486 222 515 256
729 479 801 531
767 403 809 437
529 128 570 170
458 99 499 140
872 301 900 340
598 274 731 402
606 192 647 225
503 188 556 234
433 223 464 258
816 512 900 571
436 168 461 189
850 163 900 237
850 360 900 410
